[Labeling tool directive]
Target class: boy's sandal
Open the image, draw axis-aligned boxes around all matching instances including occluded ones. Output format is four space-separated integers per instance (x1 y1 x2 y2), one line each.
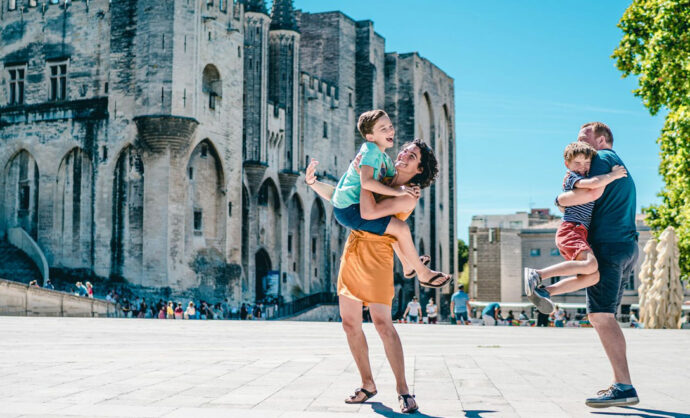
419 273 452 289
398 394 418 413
403 255 431 278
344 387 377 404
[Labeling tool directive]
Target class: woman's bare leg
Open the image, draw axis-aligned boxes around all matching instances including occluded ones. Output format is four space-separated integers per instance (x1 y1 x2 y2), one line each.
339 296 376 396
368 303 411 396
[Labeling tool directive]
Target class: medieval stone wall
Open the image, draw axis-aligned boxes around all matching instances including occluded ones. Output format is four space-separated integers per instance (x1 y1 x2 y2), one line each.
1 1 456 307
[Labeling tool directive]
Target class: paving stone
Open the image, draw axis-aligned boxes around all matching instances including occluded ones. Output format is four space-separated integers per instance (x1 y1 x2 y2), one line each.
0 317 689 417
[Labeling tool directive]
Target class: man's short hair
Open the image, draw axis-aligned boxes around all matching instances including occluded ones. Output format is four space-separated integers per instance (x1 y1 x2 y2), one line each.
564 141 597 162
581 121 613 145
458 283 464 290
357 109 388 139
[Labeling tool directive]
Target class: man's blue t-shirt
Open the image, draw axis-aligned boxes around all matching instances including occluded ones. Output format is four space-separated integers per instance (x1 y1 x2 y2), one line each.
482 302 499 317
451 291 469 313
587 149 637 244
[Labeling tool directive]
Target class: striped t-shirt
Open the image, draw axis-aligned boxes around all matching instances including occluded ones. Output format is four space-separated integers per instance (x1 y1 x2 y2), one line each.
563 171 594 229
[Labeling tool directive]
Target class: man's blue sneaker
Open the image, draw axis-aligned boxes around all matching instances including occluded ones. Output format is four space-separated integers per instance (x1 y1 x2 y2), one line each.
585 385 639 408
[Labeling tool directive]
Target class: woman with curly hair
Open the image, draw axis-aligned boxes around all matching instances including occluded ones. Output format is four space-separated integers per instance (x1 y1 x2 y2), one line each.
306 138 440 414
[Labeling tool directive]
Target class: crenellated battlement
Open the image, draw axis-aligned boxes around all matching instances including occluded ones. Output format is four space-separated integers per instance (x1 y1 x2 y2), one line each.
299 72 339 108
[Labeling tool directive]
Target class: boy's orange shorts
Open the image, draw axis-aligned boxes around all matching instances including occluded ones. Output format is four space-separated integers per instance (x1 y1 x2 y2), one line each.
556 221 591 261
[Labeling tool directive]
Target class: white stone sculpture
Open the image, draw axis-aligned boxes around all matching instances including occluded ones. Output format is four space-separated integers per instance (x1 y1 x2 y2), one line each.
637 238 657 326
646 227 683 329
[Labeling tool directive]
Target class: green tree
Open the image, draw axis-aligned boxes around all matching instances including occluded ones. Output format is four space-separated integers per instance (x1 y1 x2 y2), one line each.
458 262 470 289
457 239 469 272
613 0 690 282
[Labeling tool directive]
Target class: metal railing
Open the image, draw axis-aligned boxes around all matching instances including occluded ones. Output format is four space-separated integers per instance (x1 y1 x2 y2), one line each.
267 292 337 319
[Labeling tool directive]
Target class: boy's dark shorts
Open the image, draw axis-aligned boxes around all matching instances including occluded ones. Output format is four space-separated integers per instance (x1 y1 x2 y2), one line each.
333 204 391 236
586 241 638 314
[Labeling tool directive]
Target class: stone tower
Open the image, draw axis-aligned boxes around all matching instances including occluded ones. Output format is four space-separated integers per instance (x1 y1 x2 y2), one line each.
242 0 270 165
268 0 300 176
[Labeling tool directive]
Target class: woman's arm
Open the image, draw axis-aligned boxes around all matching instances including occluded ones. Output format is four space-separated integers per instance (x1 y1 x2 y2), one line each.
359 187 416 220
305 159 335 202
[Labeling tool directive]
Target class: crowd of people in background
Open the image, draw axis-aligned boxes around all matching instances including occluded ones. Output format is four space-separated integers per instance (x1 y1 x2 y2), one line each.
33 277 679 326
104 289 277 320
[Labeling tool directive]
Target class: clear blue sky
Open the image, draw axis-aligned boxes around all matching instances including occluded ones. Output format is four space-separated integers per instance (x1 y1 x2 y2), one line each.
292 0 665 242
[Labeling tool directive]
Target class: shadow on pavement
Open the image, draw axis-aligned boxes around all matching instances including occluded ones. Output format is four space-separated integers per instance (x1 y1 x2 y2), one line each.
591 406 690 418
463 410 498 417
367 401 443 417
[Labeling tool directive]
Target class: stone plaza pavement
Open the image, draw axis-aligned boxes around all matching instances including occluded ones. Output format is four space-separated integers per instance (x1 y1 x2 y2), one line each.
0 317 688 418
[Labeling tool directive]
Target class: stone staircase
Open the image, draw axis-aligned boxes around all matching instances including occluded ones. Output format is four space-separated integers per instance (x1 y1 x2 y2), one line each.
0 238 42 284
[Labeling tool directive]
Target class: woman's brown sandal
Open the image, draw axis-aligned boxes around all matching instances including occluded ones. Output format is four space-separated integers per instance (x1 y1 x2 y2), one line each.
419 273 452 289
398 393 418 413
344 387 377 404
403 255 431 278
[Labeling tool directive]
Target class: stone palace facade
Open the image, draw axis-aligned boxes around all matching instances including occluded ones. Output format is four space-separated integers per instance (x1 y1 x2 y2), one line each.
0 0 456 304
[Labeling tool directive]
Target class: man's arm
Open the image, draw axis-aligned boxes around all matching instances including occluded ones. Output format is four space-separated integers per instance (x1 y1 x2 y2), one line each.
450 301 455 317
360 187 417 220
573 165 627 189
466 300 472 313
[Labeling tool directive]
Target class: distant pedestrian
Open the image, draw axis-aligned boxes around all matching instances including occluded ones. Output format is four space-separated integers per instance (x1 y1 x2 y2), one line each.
403 296 421 323
518 310 529 321
450 284 471 325
43 279 54 290
482 302 500 326
85 282 94 298
174 303 184 319
166 301 174 319
122 299 131 318
184 301 196 319
537 311 549 327
553 305 565 327
29 280 39 287
240 303 248 320
75 282 88 297
426 298 438 324
157 306 166 319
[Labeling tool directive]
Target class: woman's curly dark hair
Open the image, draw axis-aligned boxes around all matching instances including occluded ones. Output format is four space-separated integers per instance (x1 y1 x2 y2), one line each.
405 138 439 189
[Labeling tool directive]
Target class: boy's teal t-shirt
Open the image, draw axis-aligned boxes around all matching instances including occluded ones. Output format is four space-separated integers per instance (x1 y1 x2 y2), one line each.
331 142 396 209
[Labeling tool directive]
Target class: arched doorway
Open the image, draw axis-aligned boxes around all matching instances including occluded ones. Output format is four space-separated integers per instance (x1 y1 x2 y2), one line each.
2 150 39 239
185 139 225 255
111 146 144 279
309 199 327 293
55 148 93 267
255 248 271 301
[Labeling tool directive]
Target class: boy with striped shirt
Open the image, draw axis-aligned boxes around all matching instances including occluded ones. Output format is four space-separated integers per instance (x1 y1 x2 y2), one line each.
524 142 628 314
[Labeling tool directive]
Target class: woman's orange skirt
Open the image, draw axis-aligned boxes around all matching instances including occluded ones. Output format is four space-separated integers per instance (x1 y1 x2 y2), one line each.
337 230 397 307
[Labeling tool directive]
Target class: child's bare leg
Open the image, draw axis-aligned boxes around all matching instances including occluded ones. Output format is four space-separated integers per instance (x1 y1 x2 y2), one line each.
385 218 445 283
536 251 598 280
546 271 600 296
541 251 600 295
392 242 413 274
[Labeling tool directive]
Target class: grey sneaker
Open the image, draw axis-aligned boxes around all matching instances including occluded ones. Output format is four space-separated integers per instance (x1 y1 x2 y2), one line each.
528 285 555 314
523 268 540 296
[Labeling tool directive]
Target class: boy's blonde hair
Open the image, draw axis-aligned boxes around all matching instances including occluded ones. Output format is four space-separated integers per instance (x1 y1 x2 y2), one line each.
564 141 597 162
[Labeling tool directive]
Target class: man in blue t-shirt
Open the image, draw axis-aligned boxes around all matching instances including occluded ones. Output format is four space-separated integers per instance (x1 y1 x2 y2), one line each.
554 122 639 409
450 284 471 325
